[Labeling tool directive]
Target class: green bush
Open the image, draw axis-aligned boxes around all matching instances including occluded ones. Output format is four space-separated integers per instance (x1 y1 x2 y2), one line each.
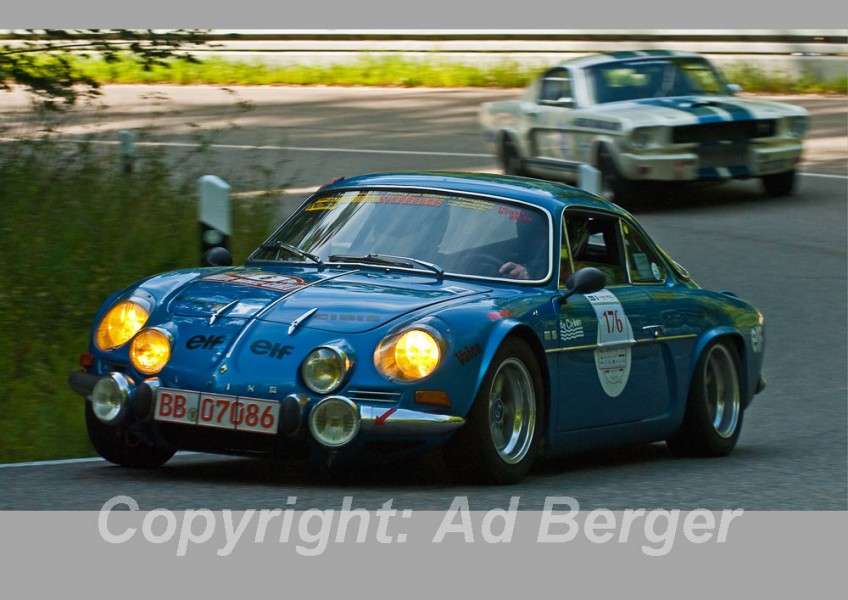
0 121 280 463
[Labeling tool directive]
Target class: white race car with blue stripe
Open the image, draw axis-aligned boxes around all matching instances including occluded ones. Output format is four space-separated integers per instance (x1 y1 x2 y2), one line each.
480 49 809 205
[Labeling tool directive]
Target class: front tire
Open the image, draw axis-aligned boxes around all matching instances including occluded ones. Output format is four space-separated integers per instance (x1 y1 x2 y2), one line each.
445 338 543 484
761 169 796 197
598 148 638 206
666 340 744 457
85 401 175 468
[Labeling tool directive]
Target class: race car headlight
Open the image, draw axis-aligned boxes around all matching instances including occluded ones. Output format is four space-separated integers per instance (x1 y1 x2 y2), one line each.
375 327 443 381
302 345 352 395
129 328 172 375
630 127 661 150
95 301 150 351
91 373 131 424
787 116 808 139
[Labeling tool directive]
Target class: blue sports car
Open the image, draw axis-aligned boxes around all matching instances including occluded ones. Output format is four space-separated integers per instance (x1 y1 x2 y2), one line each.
69 172 766 484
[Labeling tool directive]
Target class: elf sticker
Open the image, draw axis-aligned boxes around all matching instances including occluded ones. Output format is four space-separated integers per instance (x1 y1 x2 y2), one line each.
586 290 635 397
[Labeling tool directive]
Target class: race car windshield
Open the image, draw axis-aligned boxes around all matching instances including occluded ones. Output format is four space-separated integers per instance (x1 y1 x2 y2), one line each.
588 57 727 104
249 189 552 282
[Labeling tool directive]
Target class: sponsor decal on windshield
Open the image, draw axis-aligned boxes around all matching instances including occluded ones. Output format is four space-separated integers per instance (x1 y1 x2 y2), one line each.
307 191 446 211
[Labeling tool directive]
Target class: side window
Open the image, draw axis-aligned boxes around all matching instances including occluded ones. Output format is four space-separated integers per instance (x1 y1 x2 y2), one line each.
621 221 667 284
538 69 572 105
560 211 627 287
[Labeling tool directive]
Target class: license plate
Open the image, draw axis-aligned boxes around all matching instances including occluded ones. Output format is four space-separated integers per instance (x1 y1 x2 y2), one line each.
155 388 280 435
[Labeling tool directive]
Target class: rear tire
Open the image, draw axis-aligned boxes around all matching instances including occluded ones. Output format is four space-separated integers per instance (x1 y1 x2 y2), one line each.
85 401 175 468
501 137 527 176
444 338 543 484
666 340 744 457
761 170 796 197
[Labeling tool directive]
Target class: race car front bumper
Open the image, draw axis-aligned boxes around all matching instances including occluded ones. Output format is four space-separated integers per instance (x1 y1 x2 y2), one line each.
69 371 466 449
618 141 803 182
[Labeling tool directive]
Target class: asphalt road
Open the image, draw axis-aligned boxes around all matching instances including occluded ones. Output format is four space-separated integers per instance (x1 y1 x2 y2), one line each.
0 86 845 511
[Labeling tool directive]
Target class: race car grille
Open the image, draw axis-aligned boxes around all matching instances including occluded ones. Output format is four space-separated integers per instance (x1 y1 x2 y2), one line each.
347 390 401 404
672 119 776 144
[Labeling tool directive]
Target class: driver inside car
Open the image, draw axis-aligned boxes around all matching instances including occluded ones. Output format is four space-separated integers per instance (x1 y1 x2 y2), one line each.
498 215 550 280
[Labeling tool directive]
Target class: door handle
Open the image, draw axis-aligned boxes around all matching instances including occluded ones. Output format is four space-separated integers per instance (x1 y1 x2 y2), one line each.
642 325 666 338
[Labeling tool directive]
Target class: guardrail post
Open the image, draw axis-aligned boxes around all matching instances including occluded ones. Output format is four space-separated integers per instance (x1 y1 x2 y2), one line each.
119 130 136 174
198 175 232 266
578 164 602 196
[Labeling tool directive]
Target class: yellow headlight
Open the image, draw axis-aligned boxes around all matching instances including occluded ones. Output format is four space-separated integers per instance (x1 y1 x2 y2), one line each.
130 328 172 375
394 329 441 379
95 301 150 350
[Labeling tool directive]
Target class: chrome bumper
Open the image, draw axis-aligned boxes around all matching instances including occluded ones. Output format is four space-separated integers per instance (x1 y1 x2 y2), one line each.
359 405 465 436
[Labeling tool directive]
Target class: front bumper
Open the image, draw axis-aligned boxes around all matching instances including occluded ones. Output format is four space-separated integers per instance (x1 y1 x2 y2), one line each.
617 141 803 182
70 371 465 449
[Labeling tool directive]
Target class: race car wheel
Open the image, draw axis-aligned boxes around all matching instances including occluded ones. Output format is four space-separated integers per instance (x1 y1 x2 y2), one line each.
445 338 543 484
501 137 527 176
761 169 796 197
598 149 636 206
85 401 175 468
666 340 744 458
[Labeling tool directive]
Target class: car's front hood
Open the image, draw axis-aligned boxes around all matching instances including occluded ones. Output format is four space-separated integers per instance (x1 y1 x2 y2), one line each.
166 267 486 333
588 95 804 128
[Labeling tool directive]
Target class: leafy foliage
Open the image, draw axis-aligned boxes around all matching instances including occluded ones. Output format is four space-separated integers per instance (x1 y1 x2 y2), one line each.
0 29 209 108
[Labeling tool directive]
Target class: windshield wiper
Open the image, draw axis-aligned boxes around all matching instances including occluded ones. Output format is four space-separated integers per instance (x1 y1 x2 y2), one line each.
259 241 323 265
329 253 444 280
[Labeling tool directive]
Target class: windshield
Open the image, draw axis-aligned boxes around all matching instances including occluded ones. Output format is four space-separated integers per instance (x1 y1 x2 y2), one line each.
588 57 727 104
250 189 552 282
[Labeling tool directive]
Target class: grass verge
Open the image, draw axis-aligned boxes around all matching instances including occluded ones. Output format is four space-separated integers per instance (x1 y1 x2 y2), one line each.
0 120 281 463
74 53 848 94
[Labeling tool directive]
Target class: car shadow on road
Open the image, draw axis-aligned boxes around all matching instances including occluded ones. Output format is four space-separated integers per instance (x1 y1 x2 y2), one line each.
621 180 795 215
85 441 702 490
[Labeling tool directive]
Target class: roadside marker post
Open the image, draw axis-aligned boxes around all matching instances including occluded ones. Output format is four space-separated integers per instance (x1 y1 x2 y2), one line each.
119 130 136 174
578 164 601 197
198 175 232 266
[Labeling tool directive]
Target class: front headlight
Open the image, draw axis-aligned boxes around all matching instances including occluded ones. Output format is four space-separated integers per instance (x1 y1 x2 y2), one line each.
95 301 150 351
302 345 352 395
375 327 443 381
630 127 661 150
787 115 808 139
130 328 172 375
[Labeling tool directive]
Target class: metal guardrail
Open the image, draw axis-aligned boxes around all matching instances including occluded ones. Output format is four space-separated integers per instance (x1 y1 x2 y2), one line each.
193 30 848 79
3 30 846 78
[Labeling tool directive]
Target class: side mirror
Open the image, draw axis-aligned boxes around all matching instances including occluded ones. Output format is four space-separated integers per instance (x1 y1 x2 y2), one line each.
726 83 743 95
558 267 606 303
203 246 233 267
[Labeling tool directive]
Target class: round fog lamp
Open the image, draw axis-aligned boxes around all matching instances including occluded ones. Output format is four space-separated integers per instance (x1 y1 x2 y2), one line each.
302 347 349 394
130 328 172 375
308 397 360 447
91 373 131 424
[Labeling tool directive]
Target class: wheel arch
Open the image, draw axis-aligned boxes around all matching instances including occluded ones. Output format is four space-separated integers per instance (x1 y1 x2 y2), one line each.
472 321 551 432
498 129 526 160
691 329 753 408
593 139 622 170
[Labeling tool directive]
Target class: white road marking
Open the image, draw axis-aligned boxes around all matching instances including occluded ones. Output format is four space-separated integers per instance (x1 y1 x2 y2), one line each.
1 136 843 179
0 452 197 469
0 137 490 158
